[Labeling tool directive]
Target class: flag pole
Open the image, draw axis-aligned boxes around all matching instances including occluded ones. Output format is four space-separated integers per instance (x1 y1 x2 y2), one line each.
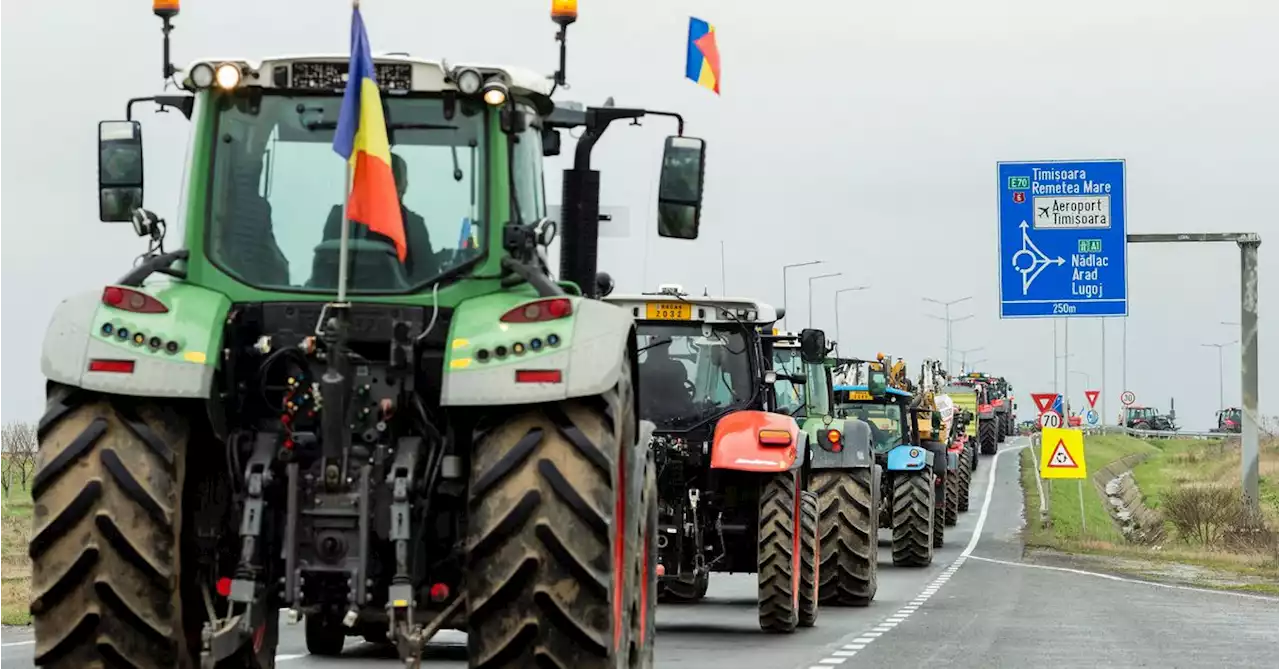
336 0 359 304
336 160 353 304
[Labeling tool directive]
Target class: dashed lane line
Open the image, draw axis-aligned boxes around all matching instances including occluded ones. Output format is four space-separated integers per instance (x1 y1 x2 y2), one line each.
804 440 1027 669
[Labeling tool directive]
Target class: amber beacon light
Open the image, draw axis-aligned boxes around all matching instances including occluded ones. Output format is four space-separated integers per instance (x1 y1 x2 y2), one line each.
551 0 578 24
153 0 179 18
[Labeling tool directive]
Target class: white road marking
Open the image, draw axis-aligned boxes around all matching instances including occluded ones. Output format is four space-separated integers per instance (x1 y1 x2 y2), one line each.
1 641 35 647
803 441 1026 668
964 554 1279 601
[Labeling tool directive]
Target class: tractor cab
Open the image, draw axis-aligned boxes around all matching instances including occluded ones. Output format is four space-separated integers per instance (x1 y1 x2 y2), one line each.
604 285 777 437
1216 407 1243 433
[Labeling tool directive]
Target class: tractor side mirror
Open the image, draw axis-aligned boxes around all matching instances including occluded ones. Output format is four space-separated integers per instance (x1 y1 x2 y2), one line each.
541 127 562 156
656 135 706 240
867 370 888 398
799 329 827 363
98 120 145 222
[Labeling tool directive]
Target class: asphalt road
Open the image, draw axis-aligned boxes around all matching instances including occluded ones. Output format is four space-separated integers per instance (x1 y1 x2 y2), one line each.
4 438 1276 668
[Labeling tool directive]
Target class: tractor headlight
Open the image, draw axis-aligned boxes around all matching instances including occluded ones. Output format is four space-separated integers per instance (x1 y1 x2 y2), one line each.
189 62 215 89
454 68 483 95
482 80 508 106
215 63 242 90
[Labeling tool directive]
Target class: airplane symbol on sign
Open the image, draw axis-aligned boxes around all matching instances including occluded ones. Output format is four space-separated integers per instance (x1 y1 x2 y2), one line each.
1037 206 1049 218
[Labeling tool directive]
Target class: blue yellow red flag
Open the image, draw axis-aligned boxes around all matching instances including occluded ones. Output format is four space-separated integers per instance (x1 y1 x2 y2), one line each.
332 6 406 261
685 17 721 94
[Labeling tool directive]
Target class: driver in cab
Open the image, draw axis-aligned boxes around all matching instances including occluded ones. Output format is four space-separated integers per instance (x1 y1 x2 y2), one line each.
639 340 695 420
323 153 436 282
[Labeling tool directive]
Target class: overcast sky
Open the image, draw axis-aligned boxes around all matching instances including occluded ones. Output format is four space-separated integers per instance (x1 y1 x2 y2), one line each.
2 0 1276 429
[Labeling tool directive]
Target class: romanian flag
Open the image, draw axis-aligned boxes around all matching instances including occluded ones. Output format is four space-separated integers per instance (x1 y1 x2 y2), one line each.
685 17 721 94
332 6 406 261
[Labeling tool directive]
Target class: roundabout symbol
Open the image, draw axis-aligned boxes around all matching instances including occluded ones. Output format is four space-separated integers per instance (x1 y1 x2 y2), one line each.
1011 220 1064 295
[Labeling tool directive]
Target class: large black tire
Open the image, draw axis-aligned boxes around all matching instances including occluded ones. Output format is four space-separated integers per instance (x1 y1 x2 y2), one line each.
30 385 275 669
813 469 877 606
979 419 998 455
944 461 960 527
889 470 934 567
797 491 818 628
757 470 801 633
305 615 346 656
957 444 973 513
466 363 642 669
932 477 946 548
29 387 184 668
629 453 658 669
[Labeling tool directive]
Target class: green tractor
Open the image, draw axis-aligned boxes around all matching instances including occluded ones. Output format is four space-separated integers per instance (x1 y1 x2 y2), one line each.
832 356 946 567
32 4 707 668
954 373 999 455
770 332 878 607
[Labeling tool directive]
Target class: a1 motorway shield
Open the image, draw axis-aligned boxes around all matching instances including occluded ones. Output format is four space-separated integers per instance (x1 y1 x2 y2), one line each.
998 160 1127 318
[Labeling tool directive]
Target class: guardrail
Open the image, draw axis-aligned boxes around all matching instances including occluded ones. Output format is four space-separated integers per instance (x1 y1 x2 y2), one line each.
1104 425 1226 440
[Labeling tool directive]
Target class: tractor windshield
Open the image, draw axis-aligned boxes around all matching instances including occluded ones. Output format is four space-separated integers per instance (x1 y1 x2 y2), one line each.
772 347 830 418
203 92 541 293
844 402 906 450
637 323 755 431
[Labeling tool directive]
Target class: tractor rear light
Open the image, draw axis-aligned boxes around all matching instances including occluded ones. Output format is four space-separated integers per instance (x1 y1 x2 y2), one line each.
501 298 573 323
758 429 792 446
88 359 135 374
826 429 841 444
102 285 168 313
429 583 450 603
215 577 232 597
515 369 562 384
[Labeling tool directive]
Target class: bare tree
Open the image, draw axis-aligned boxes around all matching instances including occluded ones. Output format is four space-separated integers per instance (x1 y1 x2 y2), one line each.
2 421 38 496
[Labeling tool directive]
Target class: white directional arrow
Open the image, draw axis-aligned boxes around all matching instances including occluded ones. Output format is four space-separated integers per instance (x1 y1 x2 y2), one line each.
1010 221 1061 295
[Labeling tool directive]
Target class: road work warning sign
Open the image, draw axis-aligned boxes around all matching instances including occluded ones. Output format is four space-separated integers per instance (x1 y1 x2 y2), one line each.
1039 427 1087 480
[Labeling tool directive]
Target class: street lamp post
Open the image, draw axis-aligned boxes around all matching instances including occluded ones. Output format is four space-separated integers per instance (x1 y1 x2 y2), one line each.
807 273 843 329
955 346 984 373
781 261 823 329
833 286 870 353
923 296 973 375
1202 340 1238 411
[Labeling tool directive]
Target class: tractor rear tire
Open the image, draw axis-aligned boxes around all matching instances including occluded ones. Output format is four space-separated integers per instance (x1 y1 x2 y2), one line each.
466 363 642 669
305 615 347 657
813 469 877 606
944 463 959 527
889 470 934 567
29 386 194 669
629 454 658 669
798 491 819 628
979 420 998 455
757 470 801 633
957 444 973 513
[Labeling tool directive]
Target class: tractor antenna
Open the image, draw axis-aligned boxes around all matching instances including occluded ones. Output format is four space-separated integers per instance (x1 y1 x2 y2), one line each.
153 1 180 81
550 1 578 88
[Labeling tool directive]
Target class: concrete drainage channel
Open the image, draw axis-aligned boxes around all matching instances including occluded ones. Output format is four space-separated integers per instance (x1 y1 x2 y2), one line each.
1094 453 1165 544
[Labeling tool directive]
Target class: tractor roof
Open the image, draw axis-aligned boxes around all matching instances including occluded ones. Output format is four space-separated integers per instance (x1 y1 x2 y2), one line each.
834 384 913 399
605 286 779 325
182 54 554 99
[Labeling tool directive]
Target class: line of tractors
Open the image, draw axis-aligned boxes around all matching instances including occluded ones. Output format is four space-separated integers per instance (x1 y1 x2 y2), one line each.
608 285 1018 631
27 2 1023 668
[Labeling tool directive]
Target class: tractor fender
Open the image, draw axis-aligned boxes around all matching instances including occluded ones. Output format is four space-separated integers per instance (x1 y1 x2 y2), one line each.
810 417 875 471
41 284 230 399
709 410 806 473
441 294 633 406
886 444 933 471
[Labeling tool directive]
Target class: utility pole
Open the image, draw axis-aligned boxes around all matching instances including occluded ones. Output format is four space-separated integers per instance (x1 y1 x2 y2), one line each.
1202 341 1237 411
834 286 870 353
923 296 973 375
781 260 822 330
807 272 842 329
955 346 985 373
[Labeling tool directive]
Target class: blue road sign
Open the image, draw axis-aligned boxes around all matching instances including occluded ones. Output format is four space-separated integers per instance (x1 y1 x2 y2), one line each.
998 160 1127 318
1086 409 1100 425
1052 394 1064 417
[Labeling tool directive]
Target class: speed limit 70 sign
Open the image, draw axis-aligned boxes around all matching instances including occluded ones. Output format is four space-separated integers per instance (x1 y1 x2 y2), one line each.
1039 411 1063 429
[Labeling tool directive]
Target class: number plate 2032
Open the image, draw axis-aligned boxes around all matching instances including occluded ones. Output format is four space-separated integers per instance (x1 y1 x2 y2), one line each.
645 302 691 320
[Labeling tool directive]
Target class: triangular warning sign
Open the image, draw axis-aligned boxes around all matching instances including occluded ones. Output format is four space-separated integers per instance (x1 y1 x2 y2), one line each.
1084 390 1099 409
1032 393 1057 413
1046 440 1078 468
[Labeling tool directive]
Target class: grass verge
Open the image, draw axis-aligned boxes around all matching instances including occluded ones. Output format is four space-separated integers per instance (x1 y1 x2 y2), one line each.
1018 433 1278 594
2 465 34 626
